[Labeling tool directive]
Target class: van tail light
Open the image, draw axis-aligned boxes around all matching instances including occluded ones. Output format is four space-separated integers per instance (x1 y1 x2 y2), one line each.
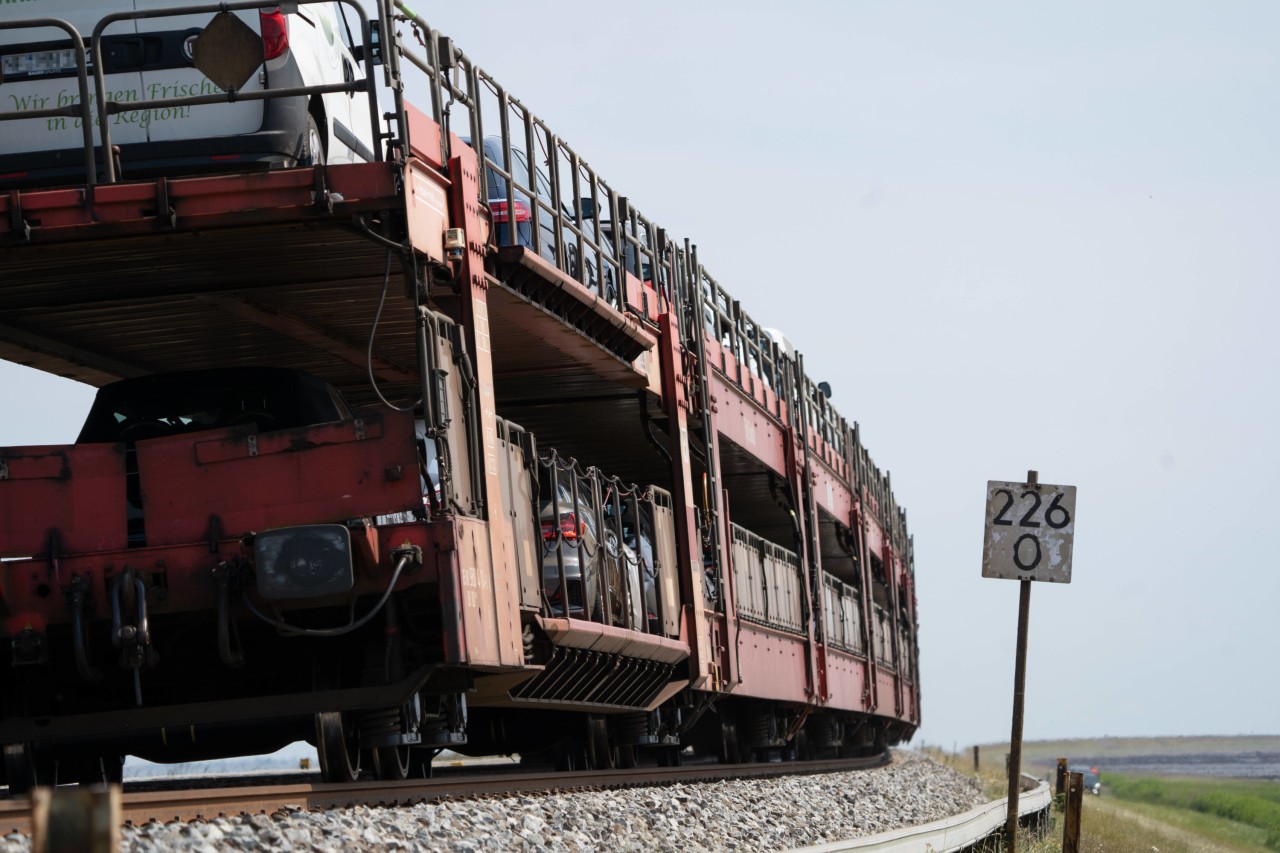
490 199 531 224
541 512 582 542
260 8 290 60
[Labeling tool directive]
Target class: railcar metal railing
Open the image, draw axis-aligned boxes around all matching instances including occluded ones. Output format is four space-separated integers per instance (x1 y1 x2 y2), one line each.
730 523 804 636
535 449 672 635
822 573 864 655
378 0 920 618
0 0 380 186
871 604 896 671
385 4 628 315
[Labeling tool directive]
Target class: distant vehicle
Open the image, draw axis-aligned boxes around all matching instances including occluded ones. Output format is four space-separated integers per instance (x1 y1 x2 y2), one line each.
1071 766 1102 795
0 1 375 187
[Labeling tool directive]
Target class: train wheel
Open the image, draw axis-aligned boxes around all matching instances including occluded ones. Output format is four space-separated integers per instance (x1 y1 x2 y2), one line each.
615 743 637 769
406 747 437 779
657 746 683 767
3 743 58 793
70 754 125 786
719 719 741 764
372 745 411 781
315 711 361 783
585 716 615 770
552 741 587 772
792 730 811 762
3 743 37 793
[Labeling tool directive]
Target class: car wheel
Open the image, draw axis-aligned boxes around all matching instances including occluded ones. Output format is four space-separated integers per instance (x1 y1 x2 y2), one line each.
300 114 326 167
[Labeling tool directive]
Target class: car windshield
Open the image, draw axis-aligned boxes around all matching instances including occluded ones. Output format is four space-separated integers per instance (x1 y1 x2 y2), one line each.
76 368 352 443
510 147 555 201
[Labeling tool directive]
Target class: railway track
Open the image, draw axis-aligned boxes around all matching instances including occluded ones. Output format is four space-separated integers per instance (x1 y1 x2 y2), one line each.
0 754 889 837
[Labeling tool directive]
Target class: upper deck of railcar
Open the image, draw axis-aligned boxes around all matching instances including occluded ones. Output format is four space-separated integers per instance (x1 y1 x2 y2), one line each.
0 1 910 556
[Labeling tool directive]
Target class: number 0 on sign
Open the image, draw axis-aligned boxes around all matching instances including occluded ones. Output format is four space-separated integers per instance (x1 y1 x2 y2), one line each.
982 481 1076 583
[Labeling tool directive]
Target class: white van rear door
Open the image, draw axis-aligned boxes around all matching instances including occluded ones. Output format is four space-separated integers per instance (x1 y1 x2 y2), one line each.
129 1 264 144
0 1 147 158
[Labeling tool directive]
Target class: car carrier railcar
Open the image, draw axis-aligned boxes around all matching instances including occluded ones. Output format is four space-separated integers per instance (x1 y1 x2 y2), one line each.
0 0 919 789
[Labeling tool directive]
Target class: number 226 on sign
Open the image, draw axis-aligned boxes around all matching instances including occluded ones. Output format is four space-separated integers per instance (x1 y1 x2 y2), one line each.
981 481 1077 583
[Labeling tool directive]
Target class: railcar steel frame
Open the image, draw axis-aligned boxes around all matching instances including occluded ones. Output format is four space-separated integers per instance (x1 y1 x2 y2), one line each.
0 0 919 786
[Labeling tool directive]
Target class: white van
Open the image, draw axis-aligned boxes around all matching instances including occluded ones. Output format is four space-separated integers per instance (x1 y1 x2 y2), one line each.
0 1 376 186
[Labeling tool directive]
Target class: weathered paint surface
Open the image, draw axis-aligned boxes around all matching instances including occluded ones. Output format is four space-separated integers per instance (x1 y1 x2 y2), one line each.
982 481 1077 583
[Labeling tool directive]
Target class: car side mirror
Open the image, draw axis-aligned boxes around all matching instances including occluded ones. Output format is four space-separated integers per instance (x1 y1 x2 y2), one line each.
352 20 383 66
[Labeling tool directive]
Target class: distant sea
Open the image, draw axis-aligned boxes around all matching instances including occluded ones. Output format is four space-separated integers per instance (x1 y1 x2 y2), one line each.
1069 752 1280 780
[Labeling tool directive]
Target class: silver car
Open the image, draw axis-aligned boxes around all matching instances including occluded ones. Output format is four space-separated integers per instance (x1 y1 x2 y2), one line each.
540 480 643 630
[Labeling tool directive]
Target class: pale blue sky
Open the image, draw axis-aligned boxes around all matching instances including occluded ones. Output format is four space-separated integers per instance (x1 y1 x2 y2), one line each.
3 0 1277 749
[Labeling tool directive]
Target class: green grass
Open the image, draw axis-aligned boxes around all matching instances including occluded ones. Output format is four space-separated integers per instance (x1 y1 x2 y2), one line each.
1105 774 1280 851
917 747 1280 852
920 742 1280 851
1109 796 1273 851
1011 787 1273 853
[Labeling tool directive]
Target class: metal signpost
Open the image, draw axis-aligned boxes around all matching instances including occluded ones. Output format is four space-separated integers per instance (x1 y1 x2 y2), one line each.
982 471 1076 852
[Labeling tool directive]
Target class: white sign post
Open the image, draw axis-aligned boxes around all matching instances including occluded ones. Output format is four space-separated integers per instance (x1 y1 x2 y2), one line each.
983 471 1077 853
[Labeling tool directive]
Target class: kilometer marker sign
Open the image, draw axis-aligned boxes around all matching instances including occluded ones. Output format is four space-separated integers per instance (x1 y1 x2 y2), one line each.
982 480 1076 583
985 472 1077 853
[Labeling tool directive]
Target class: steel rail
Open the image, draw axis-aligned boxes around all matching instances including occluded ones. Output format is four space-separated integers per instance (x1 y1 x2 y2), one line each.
0 753 890 836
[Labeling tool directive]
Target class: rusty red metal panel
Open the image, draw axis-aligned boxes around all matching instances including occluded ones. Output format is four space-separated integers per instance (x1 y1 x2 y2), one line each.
809 433 839 475
658 313 715 692
719 490 740 688
404 158 450 264
1 541 219 627
0 443 127 558
709 371 787 476
136 412 421 545
875 670 901 711
446 139 524 670
0 519 449 630
731 621 810 704
405 102 445 169
703 336 724 374
432 517 523 668
811 456 854 521
622 271 662 324
1 164 400 241
535 615 690 664
166 164 399 218
821 647 871 713
864 514 885 558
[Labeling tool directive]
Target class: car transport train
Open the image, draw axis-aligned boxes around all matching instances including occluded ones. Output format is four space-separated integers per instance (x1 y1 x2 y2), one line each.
0 0 919 790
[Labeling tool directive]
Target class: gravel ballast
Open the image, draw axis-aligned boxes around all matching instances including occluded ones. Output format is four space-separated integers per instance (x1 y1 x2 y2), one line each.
1 750 986 853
